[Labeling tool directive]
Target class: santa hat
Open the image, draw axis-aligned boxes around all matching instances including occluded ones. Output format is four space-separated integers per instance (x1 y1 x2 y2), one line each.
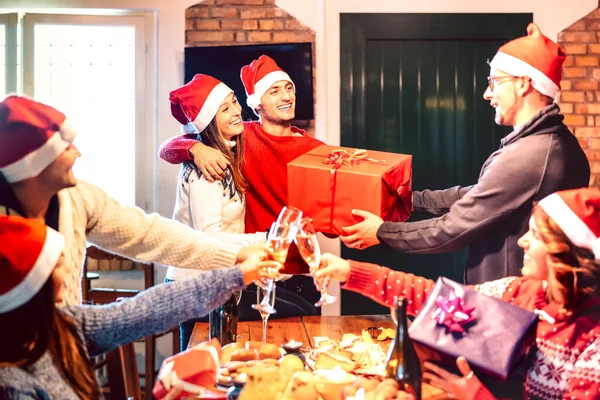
0 215 65 313
240 55 294 109
169 74 233 134
489 23 566 100
538 188 600 260
0 96 77 183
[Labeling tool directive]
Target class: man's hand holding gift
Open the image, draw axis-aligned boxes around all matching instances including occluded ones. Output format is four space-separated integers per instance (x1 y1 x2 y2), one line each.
340 209 383 250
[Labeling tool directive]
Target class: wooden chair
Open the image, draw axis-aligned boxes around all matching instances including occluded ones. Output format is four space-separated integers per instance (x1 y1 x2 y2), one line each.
105 341 143 400
86 288 141 400
83 245 180 400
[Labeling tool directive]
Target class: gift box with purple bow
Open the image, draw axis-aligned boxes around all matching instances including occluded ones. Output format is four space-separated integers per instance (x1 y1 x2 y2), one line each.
408 277 538 381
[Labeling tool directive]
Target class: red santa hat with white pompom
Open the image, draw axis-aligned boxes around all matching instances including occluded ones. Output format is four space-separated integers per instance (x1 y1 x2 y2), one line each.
0 95 77 183
538 188 600 260
240 54 295 110
489 23 566 100
169 74 234 134
0 215 64 313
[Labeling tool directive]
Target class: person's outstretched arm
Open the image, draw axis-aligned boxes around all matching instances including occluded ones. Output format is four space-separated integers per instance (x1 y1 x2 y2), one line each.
69 255 271 356
413 186 474 216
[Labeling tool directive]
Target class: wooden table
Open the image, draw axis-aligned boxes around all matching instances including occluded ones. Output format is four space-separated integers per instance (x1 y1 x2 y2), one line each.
189 315 448 399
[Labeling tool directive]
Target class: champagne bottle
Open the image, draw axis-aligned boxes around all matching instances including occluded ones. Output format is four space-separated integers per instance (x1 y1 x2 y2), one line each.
209 293 239 345
385 297 422 400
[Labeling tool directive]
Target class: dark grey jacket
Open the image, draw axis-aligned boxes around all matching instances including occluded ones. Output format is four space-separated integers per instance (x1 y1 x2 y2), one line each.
377 104 590 284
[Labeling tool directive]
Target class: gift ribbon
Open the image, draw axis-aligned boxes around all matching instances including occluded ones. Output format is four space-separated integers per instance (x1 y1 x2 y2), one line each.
431 291 476 333
322 149 386 232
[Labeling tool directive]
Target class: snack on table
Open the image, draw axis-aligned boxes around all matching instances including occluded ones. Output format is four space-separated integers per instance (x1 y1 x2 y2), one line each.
314 352 356 372
222 341 283 363
309 330 388 376
377 327 396 341
237 364 288 400
221 334 411 400
344 378 405 400
280 371 319 400
279 354 305 377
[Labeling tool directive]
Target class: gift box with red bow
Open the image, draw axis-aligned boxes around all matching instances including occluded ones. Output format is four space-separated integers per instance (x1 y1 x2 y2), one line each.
287 145 412 235
408 277 538 383
152 338 227 399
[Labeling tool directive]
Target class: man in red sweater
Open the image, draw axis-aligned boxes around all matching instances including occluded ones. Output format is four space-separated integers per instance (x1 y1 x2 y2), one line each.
159 55 324 316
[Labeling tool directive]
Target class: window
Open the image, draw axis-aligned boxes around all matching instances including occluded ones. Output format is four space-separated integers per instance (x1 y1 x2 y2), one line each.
3 12 155 210
0 13 17 97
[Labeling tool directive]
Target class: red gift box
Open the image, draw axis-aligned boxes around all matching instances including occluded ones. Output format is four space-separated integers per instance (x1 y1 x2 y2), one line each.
287 145 412 235
153 339 227 399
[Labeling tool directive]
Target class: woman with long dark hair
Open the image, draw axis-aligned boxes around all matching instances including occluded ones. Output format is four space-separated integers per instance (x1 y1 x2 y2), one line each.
0 215 273 398
165 74 266 349
316 188 600 399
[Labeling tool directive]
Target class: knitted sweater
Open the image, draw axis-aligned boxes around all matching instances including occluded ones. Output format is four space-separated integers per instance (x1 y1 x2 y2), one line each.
159 120 323 273
0 180 243 306
344 261 600 400
378 104 590 284
167 161 265 281
0 267 245 399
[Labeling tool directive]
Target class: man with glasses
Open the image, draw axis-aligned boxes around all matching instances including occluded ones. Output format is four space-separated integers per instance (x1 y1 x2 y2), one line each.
341 23 590 284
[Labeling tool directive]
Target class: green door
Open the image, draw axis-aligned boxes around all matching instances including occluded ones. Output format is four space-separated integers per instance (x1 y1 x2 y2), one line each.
340 13 532 315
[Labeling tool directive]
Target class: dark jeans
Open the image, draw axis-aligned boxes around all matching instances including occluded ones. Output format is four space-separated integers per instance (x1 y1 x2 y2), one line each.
164 278 207 350
165 275 321 349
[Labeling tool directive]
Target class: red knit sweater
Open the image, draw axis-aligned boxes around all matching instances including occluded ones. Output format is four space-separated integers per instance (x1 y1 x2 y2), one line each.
158 121 323 272
344 261 600 400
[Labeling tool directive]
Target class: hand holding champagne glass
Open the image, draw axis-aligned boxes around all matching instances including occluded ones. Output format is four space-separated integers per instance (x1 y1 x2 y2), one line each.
296 218 337 307
253 206 303 315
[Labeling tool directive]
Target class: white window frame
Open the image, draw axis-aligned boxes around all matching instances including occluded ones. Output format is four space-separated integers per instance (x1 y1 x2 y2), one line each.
0 13 18 94
20 11 157 212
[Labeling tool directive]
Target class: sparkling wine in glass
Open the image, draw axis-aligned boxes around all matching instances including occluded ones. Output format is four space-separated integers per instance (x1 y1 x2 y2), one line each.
252 206 302 315
296 218 336 307
256 284 276 342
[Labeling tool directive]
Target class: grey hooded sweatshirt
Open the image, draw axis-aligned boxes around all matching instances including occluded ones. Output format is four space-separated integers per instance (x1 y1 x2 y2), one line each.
377 103 590 284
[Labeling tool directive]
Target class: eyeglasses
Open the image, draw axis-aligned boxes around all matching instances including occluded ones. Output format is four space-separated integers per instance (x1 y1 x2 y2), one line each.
486 75 519 91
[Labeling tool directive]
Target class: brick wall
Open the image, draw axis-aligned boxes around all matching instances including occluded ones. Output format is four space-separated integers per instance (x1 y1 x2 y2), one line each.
558 7 600 187
186 0 316 135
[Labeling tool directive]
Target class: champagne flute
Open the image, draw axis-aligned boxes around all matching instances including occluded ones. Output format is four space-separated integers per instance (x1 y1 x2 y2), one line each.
234 290 242 306
252 206 302 314
256 284 276 342
389 295 399 325
296 218 336 307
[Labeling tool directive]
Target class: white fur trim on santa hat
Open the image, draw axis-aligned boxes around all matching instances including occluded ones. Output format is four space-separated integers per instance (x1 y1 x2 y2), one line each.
59 118 77 142
246 70 294 109
538 193 598 254
490 52 560 100
0 121 76 183
0 227 64 313
189 82 233 134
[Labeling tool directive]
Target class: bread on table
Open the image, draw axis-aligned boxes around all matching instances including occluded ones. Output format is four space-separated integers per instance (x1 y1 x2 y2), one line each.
314 352 356 372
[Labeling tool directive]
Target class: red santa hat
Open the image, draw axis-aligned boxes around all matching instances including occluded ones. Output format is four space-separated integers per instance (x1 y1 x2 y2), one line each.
0 215 64 313
169 74 234 134
240 55 294 109
538 188 600 260
489 23 566 100
0 96 77 183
